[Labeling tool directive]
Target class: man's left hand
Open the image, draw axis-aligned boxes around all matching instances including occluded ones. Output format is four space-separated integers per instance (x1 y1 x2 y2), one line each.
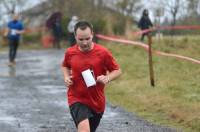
96 75 109 85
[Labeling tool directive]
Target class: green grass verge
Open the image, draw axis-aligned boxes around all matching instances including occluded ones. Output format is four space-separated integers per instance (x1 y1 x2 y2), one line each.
102 35 200 132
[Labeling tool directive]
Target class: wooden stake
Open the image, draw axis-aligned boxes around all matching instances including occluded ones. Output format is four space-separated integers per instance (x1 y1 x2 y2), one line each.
147 34 155 87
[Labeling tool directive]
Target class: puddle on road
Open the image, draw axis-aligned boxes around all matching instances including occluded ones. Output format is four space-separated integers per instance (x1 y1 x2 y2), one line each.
102 107 117 119
16 58 41 63
53 100 68 108
36 85 66 94
0 66 16 77
0 110 17 125
0 116 16 123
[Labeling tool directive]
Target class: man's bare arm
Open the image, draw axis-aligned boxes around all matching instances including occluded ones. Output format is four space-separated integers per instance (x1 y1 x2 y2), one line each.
61 66 73 87
97 69 122 85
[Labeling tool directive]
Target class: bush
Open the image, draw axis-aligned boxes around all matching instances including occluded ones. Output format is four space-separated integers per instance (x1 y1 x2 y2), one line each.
23 33 41 43
112 15 126 35
0 36 8 47
61 16 70 39
91 19 107 34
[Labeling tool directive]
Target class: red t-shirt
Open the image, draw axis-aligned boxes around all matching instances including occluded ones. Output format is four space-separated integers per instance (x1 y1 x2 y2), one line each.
62 43 119 113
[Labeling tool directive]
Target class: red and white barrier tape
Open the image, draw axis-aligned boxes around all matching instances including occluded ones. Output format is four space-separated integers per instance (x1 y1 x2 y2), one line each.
96 34 200 65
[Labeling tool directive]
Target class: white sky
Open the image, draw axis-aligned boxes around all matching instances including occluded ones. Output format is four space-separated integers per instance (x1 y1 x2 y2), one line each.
25 0 46 9
1 0 199 26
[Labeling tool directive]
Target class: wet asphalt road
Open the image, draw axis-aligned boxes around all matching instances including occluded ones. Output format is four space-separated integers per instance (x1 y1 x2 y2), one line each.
0 50 182 132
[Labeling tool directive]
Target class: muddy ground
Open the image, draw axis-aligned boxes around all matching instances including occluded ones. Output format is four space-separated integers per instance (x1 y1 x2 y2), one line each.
0 50 182 132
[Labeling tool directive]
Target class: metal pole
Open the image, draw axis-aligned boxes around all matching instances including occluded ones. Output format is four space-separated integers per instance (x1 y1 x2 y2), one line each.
147 34 155 87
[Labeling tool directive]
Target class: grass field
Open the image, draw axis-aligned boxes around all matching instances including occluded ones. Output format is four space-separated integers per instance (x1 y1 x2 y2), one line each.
103 35 200 132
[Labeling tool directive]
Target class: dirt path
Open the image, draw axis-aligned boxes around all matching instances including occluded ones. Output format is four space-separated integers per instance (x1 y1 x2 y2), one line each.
0 50 181 132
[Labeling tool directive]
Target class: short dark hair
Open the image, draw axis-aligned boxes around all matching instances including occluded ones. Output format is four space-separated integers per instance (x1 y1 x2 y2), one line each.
143 9 149 16
74 20 93 35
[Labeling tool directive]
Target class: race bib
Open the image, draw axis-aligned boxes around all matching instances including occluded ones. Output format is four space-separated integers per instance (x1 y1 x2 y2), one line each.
11 29 17 35
81 69 96 87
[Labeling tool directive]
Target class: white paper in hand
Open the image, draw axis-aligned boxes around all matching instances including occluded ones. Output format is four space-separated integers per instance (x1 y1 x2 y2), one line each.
11 29 17 35
81 69 96 87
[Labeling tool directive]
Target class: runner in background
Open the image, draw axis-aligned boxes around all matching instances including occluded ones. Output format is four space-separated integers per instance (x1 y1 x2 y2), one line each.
4 13 25 66
67 16 78 47
138 9 153 41
45 11 62 49
52 17 62 49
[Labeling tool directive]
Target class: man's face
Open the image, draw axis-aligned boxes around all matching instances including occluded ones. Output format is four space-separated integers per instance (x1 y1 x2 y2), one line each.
75 27 93 52
12 14 19 21
144 10 148 16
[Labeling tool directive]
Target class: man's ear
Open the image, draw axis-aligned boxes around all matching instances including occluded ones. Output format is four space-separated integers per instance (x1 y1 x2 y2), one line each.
91 32 94 38
91 35 94 40
74 35 77 41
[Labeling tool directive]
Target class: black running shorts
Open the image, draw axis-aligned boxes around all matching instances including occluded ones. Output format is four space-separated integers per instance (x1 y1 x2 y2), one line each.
69 102 103 132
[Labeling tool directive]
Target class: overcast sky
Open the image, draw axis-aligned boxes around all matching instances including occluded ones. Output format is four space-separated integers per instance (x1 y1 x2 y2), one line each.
25 0 46 9
1 0 199 26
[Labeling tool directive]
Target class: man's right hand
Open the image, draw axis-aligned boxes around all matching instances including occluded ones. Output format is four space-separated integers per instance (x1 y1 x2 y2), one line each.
64 76 73 87
3 28 9 37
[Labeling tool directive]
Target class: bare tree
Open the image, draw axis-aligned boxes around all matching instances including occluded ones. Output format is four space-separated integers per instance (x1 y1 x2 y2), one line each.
0 0 27 14
160 0 188 26
51 0 66 12
187 0 199 16
94 0 104 7
116 0 141 18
